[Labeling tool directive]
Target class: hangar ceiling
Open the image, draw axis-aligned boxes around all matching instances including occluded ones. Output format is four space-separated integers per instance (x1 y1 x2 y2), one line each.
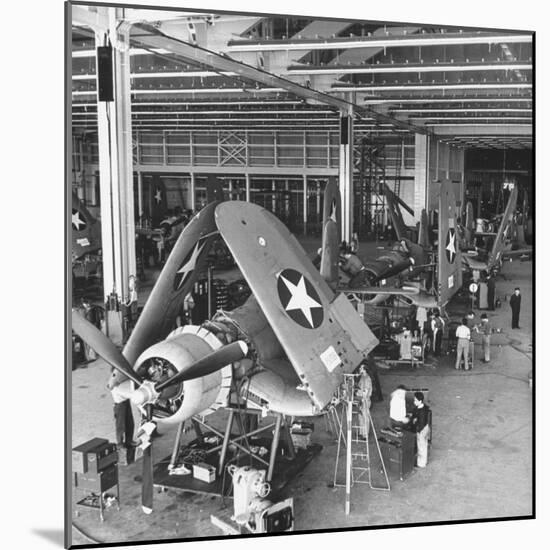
71 6 533 149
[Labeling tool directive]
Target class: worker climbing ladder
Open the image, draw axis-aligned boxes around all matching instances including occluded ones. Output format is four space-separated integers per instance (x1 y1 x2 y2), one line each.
333 374 390 515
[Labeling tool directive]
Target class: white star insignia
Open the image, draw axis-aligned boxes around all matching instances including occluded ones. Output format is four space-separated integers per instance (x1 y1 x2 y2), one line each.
329 200 338 223
446 230 456 262
154 189 162 204
280 274 322 328
175 241 205 290
72 211 86 230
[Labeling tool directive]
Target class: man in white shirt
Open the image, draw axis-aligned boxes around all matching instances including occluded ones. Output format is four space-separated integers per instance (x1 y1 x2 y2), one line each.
455 318 471 370
389 385 410 428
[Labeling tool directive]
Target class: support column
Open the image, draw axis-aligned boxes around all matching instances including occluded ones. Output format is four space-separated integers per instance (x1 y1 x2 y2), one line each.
414 133 429 219
137 170 143 219
316 181 321 221
339 112 353 244
245 173 251 202
95 8 136 344
302 175 308 235
189 172 196 211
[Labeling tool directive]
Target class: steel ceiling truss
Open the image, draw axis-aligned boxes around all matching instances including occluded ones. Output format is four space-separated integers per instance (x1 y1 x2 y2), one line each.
226 31 532 52
128 22 424 134
71 7 532 150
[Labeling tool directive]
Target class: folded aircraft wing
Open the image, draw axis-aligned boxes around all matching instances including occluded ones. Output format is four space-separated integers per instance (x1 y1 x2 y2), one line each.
123 202 219 370
216 201 378 411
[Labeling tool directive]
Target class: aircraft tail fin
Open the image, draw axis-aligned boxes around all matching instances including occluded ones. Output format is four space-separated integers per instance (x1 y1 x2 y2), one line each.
320 180 341 287
72 193 101 260
206 174 224 203
437 181 462 307
464 201 475 248
383 183 408 241
487 185 519 270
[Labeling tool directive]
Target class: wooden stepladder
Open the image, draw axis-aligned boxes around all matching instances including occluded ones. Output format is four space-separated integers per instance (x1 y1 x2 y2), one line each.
333 374 390 515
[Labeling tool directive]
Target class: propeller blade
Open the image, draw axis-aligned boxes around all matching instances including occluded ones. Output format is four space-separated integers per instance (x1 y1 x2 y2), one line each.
141 405 154 514
71 310 142 386
156 340 248 392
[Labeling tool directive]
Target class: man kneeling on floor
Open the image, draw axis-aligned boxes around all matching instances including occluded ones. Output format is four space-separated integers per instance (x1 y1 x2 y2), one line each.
411 392 431 468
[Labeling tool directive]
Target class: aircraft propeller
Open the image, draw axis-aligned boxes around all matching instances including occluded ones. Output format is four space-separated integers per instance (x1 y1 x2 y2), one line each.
71 310 248 514
71 310 142 386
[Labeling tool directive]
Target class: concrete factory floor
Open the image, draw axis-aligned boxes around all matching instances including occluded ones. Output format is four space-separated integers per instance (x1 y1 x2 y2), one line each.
70 254 533 546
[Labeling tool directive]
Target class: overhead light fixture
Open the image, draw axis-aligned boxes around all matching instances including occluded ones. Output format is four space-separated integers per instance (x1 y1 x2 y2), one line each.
121 117 342 123
72 71 238 80
425 122 532 126
72 87 288 96
392 108 531 113
72 47 172 58
73 110 334 116
409 116 531 121
72 100 302 107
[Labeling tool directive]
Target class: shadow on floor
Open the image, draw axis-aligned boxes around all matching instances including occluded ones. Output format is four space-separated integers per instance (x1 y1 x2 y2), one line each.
32 529 65 547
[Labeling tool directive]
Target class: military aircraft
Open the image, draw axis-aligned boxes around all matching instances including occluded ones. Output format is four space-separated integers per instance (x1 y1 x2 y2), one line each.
459 200 501 251
72 193 104 289
72 199 379 514
319 180 462 309
461 185 532 275
383 183 432 275
72 193 102 262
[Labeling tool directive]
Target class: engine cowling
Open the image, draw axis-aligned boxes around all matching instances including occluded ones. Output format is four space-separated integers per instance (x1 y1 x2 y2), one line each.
132 325 232 426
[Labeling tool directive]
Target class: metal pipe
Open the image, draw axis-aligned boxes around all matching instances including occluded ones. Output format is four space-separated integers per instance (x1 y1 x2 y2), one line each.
218 410 234 475
169 421 185 469
267 414 283 482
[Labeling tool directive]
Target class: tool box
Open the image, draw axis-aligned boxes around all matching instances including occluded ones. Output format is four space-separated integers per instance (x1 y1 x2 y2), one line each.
72 438 117 474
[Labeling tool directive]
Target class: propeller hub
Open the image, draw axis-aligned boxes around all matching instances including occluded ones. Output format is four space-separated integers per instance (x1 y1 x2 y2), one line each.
131 380 160 407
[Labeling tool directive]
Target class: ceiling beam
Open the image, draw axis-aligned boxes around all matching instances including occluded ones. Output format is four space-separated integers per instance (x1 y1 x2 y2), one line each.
333 83 532 92
410 116 531 121
363 97 532 104
431 124 531 136
72 100 304 107
130 22 426 134
288 61 532 75
72 47 172 58
71 4 109 32
391 108 531 113
227 31 532 52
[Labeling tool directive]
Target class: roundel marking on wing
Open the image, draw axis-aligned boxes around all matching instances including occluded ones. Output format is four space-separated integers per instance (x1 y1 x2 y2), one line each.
277 268 324 329
72 209 87 231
